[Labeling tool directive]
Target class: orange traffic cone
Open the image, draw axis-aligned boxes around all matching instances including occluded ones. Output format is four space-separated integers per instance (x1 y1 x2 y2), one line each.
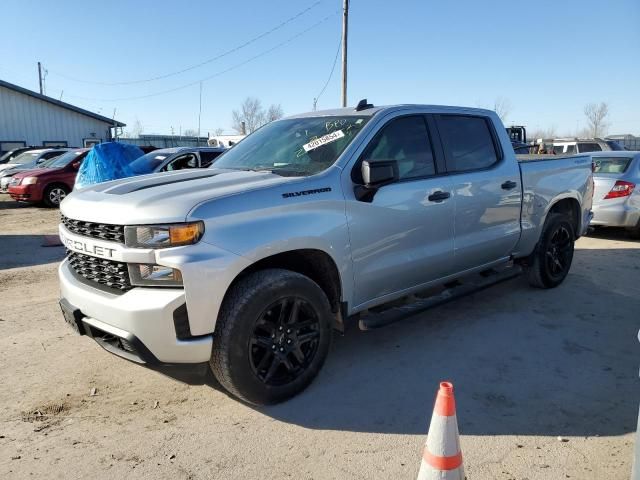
417 381 465 480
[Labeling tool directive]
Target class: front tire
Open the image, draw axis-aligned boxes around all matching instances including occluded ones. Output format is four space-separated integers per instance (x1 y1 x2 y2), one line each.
210 269 332 405
525 213 575 288
43 184 69 208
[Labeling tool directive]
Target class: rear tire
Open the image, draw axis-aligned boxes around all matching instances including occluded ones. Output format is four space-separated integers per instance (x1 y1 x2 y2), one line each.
210 269 332 405
627 221 640 240
43 184 69 208
525 213 575 288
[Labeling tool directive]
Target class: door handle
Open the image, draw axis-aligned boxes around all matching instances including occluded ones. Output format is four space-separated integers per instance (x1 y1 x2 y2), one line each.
501 180 517 190
428 191 451 202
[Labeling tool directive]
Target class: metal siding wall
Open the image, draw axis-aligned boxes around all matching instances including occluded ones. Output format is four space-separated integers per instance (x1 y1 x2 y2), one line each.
0 86 114 147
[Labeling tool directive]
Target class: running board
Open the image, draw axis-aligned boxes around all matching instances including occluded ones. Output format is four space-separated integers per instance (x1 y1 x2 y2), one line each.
358 264 523 331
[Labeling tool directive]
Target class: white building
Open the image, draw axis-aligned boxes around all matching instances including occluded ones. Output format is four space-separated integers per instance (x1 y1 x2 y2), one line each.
0 79 125 154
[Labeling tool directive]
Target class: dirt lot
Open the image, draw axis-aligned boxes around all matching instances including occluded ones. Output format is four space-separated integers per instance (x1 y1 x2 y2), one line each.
0 195 638 480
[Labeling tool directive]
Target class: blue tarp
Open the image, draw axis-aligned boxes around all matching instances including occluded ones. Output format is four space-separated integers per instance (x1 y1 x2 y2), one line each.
75 142 144 189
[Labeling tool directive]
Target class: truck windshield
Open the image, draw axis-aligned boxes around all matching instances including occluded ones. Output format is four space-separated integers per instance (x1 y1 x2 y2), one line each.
213 116 370 176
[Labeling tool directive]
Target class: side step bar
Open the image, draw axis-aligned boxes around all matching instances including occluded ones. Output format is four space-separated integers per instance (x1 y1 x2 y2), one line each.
358 264 523 331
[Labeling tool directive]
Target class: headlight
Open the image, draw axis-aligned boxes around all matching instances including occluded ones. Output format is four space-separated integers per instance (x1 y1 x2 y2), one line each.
124 221 204 248
22 177 38 185
128 264 183 287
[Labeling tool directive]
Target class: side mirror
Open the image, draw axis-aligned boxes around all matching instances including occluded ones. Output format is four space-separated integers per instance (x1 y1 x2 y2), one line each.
355 160 399 202
362 160 398 186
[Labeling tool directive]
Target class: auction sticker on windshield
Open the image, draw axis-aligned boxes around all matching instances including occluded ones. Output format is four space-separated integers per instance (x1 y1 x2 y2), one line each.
303 130 345 152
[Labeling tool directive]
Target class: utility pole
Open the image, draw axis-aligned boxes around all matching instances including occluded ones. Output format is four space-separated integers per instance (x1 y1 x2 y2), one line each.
197 82 203 146
341 0 349 107
37 62 43 95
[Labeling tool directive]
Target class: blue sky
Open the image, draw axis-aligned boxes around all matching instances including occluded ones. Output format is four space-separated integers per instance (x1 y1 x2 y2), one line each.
1 0 639 136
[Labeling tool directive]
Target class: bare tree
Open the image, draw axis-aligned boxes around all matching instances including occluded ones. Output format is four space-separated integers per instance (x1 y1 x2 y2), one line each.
529 126 558 141
584 102 609 138
232 97 266 134
266 104 284 122
214 127 224 136
183 128 199 137
126 118 144 138
493 97 512 124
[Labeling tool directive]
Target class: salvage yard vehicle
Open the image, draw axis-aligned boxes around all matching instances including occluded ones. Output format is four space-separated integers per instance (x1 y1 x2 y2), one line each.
551 138 622 155
57 103 594 405
590 151 640 238
0 148 71 192
128 146 226 175
8 149 88 207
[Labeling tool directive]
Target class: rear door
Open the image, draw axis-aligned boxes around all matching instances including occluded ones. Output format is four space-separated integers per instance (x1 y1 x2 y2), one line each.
345 114 456 307
435 114 522 270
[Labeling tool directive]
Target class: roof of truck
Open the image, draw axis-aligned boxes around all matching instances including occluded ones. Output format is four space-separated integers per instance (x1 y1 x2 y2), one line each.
285 104 496 119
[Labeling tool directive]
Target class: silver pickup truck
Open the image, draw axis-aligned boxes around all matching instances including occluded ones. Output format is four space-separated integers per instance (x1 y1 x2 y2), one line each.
58 103 593 404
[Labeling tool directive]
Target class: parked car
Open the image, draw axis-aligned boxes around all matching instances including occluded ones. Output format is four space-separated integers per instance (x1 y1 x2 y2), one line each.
8 149 88 207
57 103 593 405
128 146 226 175
589 151 640 238
0 147 69 176
0 146 42 164
0 148 71 192
551 138 622 155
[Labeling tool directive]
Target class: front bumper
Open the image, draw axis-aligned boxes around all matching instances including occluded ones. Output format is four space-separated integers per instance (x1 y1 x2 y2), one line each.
59 259 213 364
8 184 41 202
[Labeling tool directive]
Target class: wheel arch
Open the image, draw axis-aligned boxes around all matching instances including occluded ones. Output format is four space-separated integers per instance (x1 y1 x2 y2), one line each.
222 248 345 331
546 196 581 238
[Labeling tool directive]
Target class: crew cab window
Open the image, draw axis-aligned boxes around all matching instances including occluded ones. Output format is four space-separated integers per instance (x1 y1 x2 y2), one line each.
438 115 499 172
200 151 223 168
358 116 435 181
164 153 198 171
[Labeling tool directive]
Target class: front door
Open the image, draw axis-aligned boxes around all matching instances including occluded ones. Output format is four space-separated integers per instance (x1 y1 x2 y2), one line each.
345 115 456 309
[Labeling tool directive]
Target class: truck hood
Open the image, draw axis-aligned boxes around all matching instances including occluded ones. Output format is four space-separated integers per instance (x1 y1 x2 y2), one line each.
60 168 296 224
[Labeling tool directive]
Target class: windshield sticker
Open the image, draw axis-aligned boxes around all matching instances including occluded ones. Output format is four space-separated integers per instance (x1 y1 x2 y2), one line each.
303 130 345 152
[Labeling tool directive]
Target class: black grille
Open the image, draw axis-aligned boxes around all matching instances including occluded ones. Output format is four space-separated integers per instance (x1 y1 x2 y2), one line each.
61 215 125 243
67 250 132 292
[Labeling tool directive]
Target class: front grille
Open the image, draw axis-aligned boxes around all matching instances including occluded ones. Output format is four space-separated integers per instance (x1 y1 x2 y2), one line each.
67 250 132 292
61 215 125 243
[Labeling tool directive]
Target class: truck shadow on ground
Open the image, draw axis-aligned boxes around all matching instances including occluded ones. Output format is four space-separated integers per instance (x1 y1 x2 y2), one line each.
0 199 42 210
0 235 64 269
231 247 640 437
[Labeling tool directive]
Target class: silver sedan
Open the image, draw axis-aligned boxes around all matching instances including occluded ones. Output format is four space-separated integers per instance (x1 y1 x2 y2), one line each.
590 151 640 237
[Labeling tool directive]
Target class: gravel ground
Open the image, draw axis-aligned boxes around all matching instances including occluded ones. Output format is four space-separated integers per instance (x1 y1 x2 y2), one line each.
0 195 638 480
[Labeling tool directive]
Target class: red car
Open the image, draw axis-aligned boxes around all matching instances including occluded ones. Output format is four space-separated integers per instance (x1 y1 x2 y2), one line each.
8 149 89 207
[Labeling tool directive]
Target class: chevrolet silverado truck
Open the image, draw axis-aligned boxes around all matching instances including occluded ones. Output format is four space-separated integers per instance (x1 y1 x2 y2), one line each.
58 103 593 404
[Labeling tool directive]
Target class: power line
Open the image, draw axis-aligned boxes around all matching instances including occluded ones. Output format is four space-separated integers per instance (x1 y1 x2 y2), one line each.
48 1 324 86
313 37 341 109
59 12 338 103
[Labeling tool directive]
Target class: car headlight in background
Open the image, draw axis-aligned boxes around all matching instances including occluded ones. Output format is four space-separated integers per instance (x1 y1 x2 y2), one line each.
128 264 183 287
124 221 204 248
22 177 38 185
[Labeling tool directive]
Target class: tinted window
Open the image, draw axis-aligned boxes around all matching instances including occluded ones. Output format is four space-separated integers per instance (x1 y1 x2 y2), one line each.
592 157 633 174
566 144 576 154
552 145 565 155
358 116 435 181
200 151 223 167
438 115 499 172
577 143 601 153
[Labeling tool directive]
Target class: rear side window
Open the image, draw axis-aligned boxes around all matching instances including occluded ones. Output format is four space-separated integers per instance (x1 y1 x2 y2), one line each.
566 144 576 154
592 157 633 174
577 143 601 153
358 116 436 181
438 115 499 172
200 151 223 167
